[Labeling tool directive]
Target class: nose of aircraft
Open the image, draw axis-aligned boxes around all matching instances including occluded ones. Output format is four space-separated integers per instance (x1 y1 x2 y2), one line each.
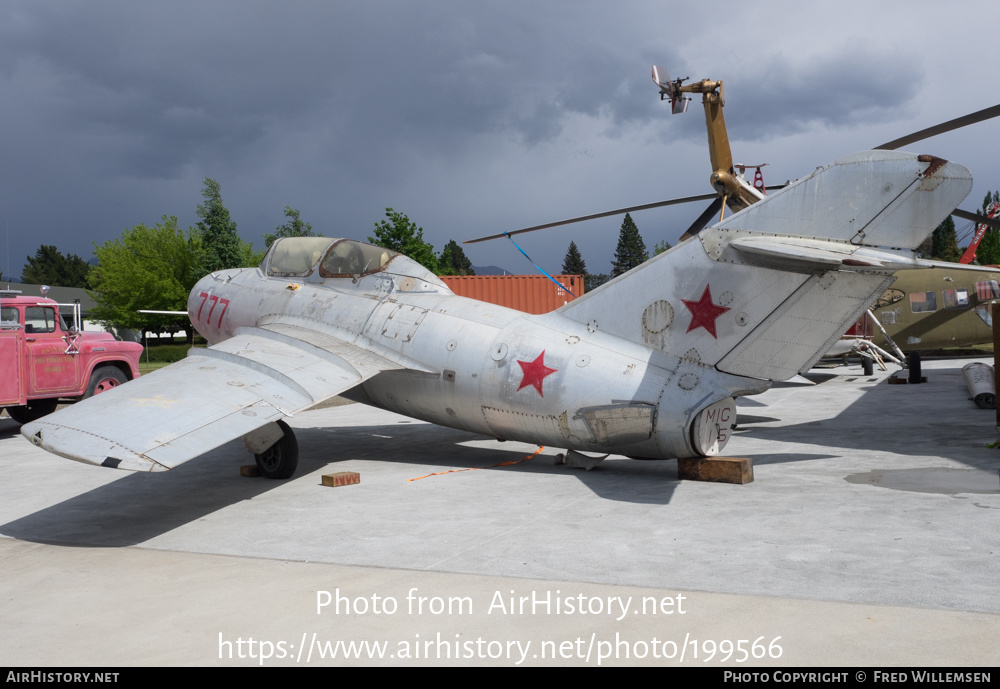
187 270 242 342
187 275 212 335
188 273 213 307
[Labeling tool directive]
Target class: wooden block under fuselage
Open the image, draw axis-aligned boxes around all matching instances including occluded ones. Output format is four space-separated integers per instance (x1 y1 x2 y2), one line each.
677 456 753 484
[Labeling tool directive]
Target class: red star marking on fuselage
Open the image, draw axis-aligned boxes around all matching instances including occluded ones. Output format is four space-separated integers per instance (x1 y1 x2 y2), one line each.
681 285 730 339
517 350 558 397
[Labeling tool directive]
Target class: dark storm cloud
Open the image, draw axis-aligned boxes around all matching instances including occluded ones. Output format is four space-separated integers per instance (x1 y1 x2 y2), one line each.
722 48 923 143
0 2 667 182
0 1 995 281
636 46 924 154
0 0 690 274
1 3 356 178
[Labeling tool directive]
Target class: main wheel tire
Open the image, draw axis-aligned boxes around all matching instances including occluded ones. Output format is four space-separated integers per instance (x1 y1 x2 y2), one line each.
254 420 299 479
6 398 59 424
84 366 128 398
862 357 874 376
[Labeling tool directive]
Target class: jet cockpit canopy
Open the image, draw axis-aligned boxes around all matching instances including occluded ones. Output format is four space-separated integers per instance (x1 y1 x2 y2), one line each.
264 237 400 279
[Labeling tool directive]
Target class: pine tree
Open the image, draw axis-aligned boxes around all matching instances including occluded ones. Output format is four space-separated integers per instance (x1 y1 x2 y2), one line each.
22 245 91 287
929 216 960 262
196 178 243 273
438 240 475 275
561 241 587 275
610 213 648 278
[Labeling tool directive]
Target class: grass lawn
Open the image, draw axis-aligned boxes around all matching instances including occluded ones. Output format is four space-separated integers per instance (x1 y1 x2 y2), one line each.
138 361 175 375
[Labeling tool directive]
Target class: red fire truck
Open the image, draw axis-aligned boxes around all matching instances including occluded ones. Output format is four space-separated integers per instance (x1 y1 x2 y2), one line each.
1 288 143 424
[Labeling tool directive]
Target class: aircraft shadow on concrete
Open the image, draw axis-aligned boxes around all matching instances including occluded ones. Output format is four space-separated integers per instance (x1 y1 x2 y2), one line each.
736 363 1000 472
11 363 986 548
0 418 23 439
1 419 685 548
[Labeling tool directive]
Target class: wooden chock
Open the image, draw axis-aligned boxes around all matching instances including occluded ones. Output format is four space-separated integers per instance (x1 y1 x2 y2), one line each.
322 471 361 487
677 456 753 484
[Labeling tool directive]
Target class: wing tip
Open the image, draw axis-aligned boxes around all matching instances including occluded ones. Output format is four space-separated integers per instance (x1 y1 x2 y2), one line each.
21 421 164 473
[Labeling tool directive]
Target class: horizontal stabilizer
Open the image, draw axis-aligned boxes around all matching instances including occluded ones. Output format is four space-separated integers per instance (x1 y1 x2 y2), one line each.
728 237 922 271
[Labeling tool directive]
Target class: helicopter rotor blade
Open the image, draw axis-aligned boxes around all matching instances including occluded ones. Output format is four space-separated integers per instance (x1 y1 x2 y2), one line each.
874 104 1000 151
464 192 719 244
677 197 724 243
952 208 1000 232
677 184 787 242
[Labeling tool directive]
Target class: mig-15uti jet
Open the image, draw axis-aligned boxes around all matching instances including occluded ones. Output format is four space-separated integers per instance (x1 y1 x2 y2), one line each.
21 149 973 479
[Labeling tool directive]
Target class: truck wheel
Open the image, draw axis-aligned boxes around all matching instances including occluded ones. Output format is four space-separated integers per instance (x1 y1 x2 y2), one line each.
84 366 128 398
254 420 299 479
6 399 59 424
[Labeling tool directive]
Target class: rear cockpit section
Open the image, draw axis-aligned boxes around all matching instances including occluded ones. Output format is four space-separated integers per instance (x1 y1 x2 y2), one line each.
263 237 400 278
261 237 452 293
320 240 398 278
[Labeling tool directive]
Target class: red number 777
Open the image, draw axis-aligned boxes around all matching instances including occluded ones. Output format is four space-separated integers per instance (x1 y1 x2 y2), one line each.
197 292 231 327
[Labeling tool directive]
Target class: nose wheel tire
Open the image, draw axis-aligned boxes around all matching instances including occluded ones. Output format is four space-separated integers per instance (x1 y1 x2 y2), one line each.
254 419 299 479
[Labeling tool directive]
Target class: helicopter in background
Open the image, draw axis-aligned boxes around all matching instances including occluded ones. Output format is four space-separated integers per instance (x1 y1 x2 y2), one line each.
467 67 1000 369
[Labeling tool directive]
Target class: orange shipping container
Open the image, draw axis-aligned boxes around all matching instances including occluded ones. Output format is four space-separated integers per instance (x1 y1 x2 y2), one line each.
441 275 585 314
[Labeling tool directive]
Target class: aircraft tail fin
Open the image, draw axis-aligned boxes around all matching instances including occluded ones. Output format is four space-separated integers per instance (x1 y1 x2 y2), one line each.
557 150 972 380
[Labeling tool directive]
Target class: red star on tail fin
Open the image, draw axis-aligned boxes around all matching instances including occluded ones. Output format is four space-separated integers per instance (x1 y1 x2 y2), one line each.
682 285 730 338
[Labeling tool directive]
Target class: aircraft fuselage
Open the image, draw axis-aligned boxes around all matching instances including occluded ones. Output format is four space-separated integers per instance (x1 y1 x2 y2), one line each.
188 258 758 461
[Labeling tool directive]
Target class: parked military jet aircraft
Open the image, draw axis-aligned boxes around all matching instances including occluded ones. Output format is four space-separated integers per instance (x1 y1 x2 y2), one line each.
21 149 973 479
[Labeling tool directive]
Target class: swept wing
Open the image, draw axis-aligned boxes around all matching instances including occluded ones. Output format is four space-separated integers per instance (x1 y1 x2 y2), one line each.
21 323 432 471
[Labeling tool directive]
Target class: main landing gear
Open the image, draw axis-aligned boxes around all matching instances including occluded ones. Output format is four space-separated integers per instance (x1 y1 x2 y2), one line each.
242 419 299 479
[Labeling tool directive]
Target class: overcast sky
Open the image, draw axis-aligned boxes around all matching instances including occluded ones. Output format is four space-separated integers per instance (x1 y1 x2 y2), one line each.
1 1 998 282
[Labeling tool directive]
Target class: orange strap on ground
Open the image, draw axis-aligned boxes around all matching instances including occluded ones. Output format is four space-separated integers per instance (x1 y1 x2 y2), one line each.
408 446 545 482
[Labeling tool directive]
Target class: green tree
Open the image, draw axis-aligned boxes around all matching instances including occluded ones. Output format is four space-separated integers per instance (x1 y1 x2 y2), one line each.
22 245 91 288
915 233 934 259
653 239 672 256
368 208 438 272
264 206 316 248
88 216 204 341
196 178 243 273
975 191 1000 265
610 213 648 278
240 241 267 268
929 216 961 262
561 241 587 275
438 239 475 276
585 273 610 292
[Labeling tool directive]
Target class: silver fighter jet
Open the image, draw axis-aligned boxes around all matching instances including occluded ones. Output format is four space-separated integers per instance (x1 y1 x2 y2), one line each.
21 150 973 479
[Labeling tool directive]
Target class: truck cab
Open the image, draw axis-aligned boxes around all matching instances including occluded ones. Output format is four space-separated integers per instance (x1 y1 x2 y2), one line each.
1 289 143 424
